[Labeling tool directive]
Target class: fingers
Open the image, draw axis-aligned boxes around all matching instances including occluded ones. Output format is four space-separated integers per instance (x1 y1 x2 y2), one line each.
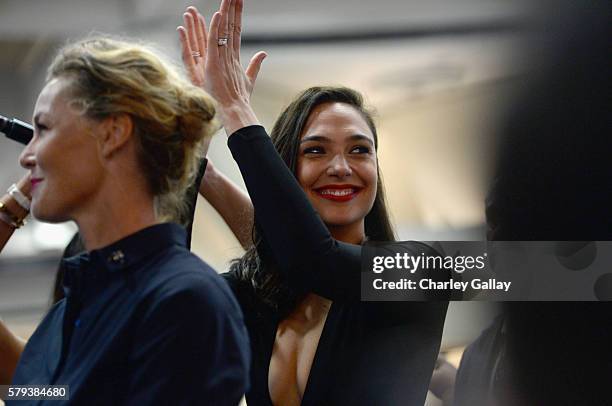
245 51 267 89
220 0 231 39
228 0 236 34
217 0 232 67
197 13 208 52
183 12 199 56
187 6 207 54
207 11 222 65
232 0 243 61
227 0 237 59
177 26 199 80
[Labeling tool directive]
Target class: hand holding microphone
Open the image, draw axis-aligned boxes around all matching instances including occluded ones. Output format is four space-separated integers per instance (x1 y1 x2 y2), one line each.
0 114 33 230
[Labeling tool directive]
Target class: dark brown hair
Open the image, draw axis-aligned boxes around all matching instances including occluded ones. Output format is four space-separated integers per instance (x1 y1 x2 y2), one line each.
231 86 395 316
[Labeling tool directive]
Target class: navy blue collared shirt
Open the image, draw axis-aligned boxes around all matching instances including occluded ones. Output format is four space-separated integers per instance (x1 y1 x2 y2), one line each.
10 223 250 405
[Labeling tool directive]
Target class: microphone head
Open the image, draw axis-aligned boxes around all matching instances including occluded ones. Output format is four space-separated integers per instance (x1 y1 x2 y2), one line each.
0 114 9 132
1 114 33 145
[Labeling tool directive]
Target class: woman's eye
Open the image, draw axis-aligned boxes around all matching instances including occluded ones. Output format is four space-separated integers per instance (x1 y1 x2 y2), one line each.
350 145 370 154
303 146 325 154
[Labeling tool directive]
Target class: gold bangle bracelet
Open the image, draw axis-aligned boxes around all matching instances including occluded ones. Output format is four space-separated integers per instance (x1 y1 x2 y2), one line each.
0 211 17 229
0 201 26 228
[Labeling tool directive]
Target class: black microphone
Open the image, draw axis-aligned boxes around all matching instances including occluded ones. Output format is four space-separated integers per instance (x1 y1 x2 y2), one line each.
0 114 33 145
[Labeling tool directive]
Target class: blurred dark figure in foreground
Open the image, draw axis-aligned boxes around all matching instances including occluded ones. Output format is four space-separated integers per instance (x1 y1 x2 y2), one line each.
455 1 612 405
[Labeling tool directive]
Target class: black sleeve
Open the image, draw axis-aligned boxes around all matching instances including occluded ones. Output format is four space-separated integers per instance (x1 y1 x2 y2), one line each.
228 125 360 301
228 125 437 302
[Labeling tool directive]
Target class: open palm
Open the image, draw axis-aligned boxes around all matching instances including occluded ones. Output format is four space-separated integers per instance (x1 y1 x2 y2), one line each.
177 4 265 99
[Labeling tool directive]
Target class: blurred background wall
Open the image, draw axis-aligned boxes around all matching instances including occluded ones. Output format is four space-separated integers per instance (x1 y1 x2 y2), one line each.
0 0 531 375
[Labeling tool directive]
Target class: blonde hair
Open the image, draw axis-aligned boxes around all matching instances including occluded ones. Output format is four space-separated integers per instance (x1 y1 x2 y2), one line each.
47 36 216 222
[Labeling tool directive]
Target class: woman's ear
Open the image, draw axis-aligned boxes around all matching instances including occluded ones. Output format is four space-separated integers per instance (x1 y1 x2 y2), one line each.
96 114 134 158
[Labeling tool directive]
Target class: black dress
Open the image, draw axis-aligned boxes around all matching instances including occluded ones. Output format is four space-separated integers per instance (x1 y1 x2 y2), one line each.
224 125 448 406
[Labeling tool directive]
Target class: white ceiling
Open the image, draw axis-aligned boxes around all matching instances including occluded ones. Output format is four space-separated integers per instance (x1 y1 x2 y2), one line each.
0 0 529 39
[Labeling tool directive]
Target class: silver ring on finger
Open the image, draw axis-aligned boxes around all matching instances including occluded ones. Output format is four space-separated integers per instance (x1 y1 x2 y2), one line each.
191 51 201 57
217 37 229 46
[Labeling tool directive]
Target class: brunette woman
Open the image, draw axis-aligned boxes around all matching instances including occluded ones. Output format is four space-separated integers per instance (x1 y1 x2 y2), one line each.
179 3 447 404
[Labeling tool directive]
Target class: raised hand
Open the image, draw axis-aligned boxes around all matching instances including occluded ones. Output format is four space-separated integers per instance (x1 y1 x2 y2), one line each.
203 0 267 135
177 2 266 102
177 6 208 88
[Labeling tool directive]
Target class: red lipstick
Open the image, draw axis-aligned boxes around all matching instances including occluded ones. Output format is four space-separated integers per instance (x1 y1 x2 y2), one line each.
31 178 43 189
314 185 362 202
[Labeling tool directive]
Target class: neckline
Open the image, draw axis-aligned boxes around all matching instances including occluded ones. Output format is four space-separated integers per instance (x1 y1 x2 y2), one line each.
62 222 185 274
266 301 337 406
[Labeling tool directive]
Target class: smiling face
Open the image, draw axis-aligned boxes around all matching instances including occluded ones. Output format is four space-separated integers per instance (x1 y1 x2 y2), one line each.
296 102 378 242
19 77 105 223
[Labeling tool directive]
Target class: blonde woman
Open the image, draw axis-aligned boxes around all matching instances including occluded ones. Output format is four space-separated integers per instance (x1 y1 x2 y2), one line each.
6 37 249 405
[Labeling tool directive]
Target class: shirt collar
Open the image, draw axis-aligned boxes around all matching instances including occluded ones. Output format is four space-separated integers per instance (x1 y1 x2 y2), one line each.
61 223 187 297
